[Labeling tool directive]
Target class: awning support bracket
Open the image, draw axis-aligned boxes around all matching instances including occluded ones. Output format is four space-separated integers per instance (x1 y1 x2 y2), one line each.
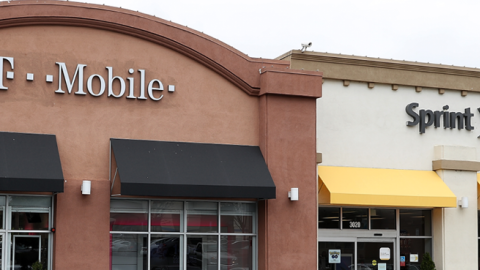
318 181 324 194
110 167 118 193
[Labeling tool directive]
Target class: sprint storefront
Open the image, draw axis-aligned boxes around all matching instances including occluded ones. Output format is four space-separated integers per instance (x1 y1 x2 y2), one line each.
280 51 480 270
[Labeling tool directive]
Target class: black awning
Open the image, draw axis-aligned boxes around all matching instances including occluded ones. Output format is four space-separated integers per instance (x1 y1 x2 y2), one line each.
110 139 276 199
0 132 64 192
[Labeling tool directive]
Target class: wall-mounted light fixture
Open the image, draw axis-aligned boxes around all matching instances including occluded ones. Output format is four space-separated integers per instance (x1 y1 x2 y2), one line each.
81 180 91 195
288 188 298 201
458 197 468 208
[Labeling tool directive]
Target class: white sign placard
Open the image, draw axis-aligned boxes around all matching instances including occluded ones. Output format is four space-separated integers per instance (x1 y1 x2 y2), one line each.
328 249 341 263
379 247 390 260
410 254 419 262
378 263 387 270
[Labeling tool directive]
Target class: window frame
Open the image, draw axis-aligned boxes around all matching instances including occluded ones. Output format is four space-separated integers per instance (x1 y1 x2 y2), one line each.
110 198 258 270
318 206 433 270
0 194 54 270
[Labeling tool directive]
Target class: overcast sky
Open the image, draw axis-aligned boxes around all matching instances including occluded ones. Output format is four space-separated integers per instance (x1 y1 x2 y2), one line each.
77 0 480 68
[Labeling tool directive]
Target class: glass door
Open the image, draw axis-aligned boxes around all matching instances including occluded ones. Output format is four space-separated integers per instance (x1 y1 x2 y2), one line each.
12 235 41 270
357 239 394 270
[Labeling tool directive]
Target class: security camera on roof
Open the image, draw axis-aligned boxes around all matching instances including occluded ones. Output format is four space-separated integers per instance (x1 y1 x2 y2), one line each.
301 42 312 52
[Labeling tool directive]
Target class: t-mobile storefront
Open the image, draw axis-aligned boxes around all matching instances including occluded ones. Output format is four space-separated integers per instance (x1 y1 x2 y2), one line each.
0 1 321 270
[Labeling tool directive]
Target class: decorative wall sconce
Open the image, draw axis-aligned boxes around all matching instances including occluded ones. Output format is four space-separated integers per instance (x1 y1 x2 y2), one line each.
288 188 298 201
458 197 468 208
81 180 91 195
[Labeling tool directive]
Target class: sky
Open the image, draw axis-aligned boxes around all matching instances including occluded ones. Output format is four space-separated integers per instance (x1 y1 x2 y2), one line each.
76 0 480 68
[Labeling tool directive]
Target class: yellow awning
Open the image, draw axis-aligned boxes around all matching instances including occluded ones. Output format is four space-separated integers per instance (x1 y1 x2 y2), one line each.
318 166 456 208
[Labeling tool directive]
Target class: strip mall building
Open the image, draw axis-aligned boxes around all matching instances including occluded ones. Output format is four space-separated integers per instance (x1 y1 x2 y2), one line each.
280 51 480 270
0 1 477 270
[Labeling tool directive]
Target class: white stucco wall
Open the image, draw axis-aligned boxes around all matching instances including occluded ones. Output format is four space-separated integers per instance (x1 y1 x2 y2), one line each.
433 170 478 270
317 79 480 170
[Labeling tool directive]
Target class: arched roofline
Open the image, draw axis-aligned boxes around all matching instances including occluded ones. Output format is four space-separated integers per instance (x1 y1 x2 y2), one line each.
0 1 290 96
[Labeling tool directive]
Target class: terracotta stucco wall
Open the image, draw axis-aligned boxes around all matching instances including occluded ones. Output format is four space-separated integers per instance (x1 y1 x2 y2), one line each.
0 3 322 270
0 25 260 270
259 94 318 270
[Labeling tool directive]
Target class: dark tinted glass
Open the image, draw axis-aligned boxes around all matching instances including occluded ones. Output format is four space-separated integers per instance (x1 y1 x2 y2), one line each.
11 212 49 230
371 208 396 230
400 210 432 236
11 233 49 270
186 235 217 270
478 211 480 236
400 238 432 269
343 208 368 229
318 207 340 229
358 242 394 270
318 241 355 270
221 235 252 269
151 235 181 270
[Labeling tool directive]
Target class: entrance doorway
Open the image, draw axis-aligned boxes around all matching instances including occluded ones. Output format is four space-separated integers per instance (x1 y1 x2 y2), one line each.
319 238 395 270
12 235 41 270
357 239 394 270
318 207 432 270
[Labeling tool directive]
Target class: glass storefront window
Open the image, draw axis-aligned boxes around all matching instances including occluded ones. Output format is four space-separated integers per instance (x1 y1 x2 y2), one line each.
151 201 183 232
187 235 217 270
7 196 52 270
371 208 396 230
9 196 51 210
400 210 432 236
220 202 254 233
400 238 432 270
319 207 433 270
110 199 256 270
151 235 182 270
0 195 54 270
11 212 49 230
343 208 368 229
111 233 148 270
318 207 340 229
221 235 252 270
9 196 51 231
318 241 355 270
110 200 148 232
187 202 218 233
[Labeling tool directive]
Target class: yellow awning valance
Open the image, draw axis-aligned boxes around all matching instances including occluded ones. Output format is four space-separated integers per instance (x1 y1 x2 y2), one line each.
318 166 456 208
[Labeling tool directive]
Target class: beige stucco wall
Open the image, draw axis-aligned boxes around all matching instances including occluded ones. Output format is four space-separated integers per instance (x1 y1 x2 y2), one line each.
432 146 478 270
433 170 478 270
